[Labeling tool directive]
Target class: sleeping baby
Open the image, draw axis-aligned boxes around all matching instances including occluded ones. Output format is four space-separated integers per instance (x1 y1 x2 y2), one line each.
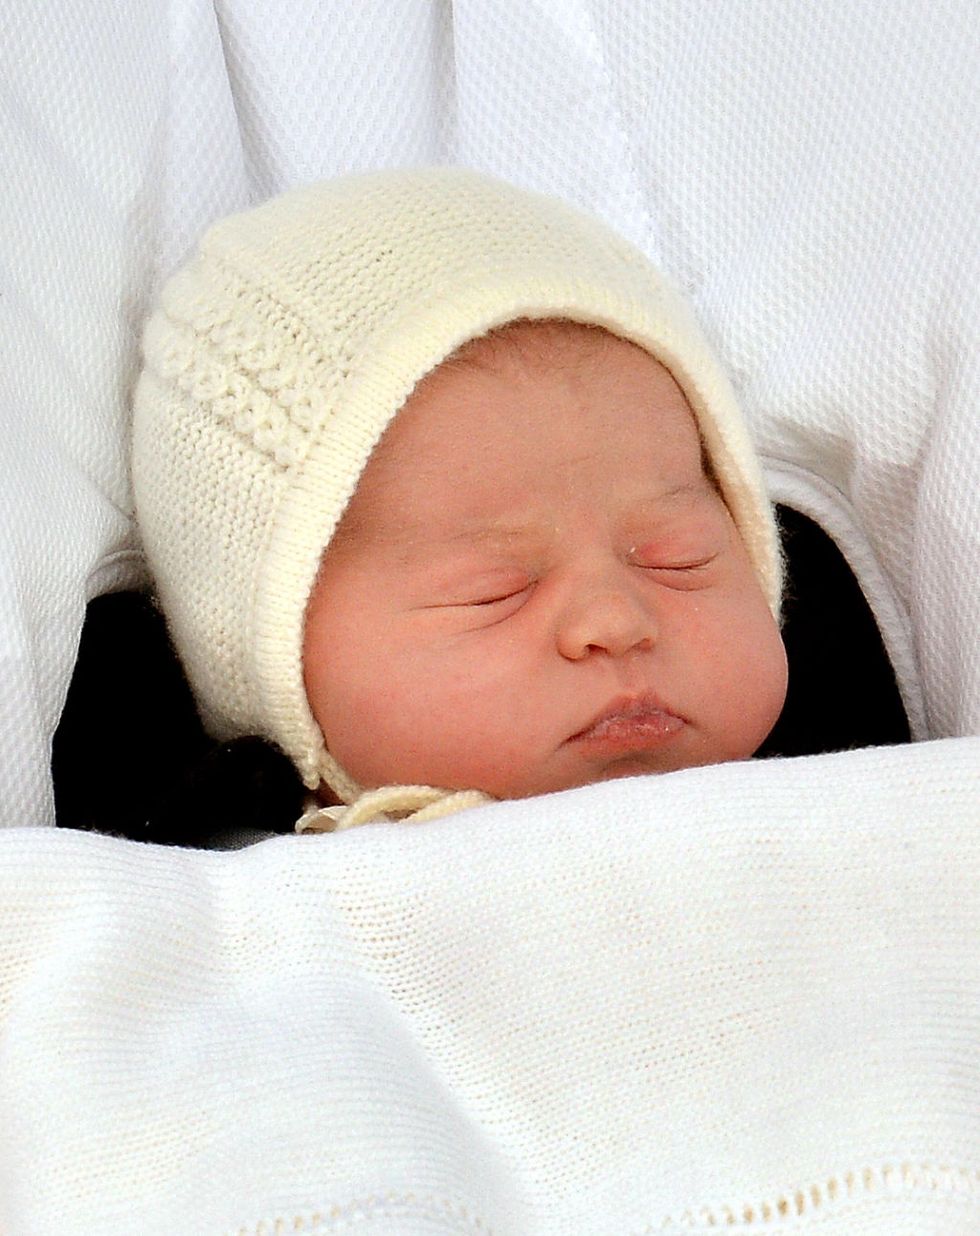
132 168 787 831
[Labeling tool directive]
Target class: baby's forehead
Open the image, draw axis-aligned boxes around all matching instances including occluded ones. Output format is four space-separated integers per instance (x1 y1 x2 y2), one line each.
433 317 625 381
367 318 703 470
408 318 704 463
367 321 651 472
336 320 714 547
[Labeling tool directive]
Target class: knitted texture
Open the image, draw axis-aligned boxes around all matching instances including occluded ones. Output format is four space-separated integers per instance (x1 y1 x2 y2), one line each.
132 168 782 799
1 738 978 1234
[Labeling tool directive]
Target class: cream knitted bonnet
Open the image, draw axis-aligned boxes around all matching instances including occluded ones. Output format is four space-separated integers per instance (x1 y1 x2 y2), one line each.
132 167 781 816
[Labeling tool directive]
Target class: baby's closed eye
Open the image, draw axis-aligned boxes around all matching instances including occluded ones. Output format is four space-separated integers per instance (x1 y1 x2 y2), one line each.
423 568 535 613
627 542 724 588
466 582 534 607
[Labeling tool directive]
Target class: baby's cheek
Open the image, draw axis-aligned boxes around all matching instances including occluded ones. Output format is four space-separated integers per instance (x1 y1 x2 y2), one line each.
375 668 543 795
755 628 789 740
316 657 467 788
675 579 785 753
720 618 787 757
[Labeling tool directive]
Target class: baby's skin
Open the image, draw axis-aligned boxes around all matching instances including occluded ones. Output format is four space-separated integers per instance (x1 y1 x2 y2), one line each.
303 320 787 801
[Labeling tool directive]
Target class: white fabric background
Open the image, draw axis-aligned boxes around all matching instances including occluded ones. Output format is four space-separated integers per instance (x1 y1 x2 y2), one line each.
0 2 978 1231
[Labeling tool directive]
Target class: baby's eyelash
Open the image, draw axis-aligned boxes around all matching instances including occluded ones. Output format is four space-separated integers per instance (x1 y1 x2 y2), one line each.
420 579 533 611
630 553 718 572
658 557 716 571
467 584 530 607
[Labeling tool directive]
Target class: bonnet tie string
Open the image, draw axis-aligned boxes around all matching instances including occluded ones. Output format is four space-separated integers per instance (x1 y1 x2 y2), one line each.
295 784 491 833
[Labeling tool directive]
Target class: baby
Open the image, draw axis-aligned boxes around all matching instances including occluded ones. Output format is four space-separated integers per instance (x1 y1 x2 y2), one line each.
133 168 787 831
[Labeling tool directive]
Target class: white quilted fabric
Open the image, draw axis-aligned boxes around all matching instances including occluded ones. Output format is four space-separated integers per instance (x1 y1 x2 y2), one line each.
1 2 978 1232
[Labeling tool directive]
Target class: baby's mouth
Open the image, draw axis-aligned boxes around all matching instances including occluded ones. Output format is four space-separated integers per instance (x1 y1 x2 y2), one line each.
567 693 685 752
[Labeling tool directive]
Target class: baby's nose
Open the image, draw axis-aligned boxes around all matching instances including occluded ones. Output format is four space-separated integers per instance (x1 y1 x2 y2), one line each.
555 577 657 661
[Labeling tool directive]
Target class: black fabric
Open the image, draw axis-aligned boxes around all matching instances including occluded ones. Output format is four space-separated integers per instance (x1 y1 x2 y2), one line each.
51 594 304 843
755 507 911 759
52 506 910 844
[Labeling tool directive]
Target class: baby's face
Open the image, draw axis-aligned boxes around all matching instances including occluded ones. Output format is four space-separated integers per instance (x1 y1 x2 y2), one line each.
304 324 787 800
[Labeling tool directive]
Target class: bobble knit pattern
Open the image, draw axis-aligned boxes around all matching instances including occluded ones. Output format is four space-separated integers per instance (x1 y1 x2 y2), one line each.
133 169 782 802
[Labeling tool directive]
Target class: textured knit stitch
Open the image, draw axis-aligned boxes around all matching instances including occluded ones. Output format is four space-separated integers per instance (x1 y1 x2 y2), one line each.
1 737 977 1234
133 168 782 804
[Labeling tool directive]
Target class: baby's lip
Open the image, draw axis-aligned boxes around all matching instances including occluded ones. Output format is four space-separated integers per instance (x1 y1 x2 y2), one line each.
567 692 685 749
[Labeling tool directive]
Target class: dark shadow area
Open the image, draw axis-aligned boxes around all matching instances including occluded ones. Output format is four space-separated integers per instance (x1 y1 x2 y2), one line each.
755 507 910 759
53 506 909 844
51 593 304 845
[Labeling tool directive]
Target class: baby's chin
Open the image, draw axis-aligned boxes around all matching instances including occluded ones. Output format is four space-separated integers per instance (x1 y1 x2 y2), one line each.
475 737 766 800
454 750 703 801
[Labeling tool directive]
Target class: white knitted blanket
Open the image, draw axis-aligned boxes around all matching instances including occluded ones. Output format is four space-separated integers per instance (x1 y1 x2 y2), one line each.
1 2 979 1232
1 738 978 1235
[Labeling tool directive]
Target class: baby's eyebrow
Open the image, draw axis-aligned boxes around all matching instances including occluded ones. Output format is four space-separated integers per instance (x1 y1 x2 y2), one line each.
445 523 538 548
442 485 717 550
645 480 706 504
334 476 721 562
329 512 533 564
629 476 725 515
415 525 539 565
486 477 711 523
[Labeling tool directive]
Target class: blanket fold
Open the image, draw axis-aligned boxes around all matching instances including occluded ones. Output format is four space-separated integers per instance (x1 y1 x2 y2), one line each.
1 737 977 1234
